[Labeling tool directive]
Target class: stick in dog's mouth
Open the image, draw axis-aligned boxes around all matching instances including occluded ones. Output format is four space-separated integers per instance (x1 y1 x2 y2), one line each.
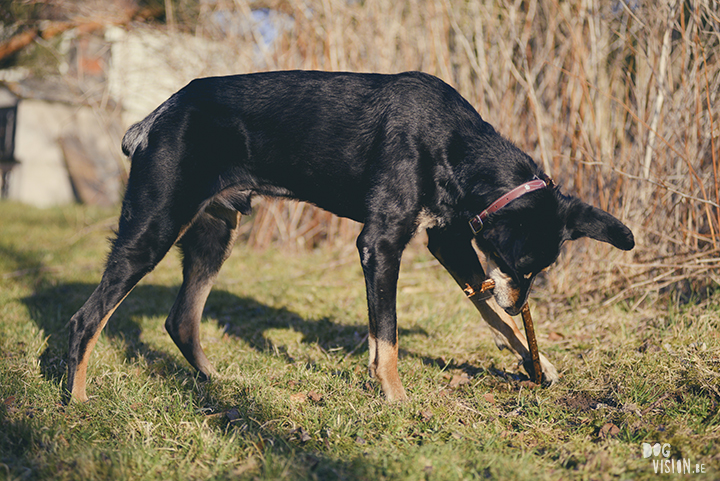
463 279 543 385
463 279 496 297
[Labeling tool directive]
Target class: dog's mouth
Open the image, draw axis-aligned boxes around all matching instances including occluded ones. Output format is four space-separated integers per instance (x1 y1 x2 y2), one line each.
471 242 532 316
465 276 524 316
484 257 528 316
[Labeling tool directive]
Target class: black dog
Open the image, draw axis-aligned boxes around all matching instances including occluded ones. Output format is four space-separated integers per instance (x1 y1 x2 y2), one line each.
67 71 634 402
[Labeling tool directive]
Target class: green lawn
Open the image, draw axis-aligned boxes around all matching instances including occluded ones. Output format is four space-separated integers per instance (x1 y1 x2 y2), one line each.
1 202 718 480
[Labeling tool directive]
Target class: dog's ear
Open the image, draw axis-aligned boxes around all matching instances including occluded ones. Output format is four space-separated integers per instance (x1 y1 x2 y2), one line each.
562 199 635 251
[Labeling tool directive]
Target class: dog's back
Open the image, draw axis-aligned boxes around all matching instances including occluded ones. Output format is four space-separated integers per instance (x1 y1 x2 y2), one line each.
120 71 490 222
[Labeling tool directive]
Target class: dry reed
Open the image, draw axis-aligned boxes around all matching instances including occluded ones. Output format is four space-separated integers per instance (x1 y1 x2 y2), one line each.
158 0 720 303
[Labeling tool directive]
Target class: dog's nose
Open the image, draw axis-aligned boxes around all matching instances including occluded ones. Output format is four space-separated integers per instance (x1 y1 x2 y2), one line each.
502 304 522 317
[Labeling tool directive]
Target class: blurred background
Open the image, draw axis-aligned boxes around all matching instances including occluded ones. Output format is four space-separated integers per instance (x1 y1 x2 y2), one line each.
0 0 717 306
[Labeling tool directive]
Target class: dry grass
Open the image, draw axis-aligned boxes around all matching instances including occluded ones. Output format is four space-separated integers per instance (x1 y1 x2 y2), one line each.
0 202 718 480
14 0 719 301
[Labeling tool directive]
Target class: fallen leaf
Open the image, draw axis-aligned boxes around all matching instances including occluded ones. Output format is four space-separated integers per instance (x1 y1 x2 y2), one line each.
289 427 311 442
355 436 366 445
483 393 495 404
287 380 299 388
290 392 307 402
307 391 323 402
548 331 564 341
520 380 539 389
450 373 471 387
599 422 620 438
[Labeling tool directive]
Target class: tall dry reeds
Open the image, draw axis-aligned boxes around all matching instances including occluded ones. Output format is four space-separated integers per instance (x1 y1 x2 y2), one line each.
187 0 720 302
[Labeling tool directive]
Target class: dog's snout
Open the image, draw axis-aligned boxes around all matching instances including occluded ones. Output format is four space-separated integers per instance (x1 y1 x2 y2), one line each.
485 262 520 314
483 257 534 316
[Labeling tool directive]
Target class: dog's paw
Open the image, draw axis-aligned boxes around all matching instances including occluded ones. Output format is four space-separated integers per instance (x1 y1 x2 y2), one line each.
381 378 409 403
538 352 559 384
521 352 559 384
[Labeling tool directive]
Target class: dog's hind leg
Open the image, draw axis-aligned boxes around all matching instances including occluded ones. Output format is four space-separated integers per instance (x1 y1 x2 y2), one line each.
165 204 241 378
67 204 194 402
427 227 559 383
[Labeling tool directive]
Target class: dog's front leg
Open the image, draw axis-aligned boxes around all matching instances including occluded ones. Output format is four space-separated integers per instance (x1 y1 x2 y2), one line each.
357 222 410 402
427 228 559 383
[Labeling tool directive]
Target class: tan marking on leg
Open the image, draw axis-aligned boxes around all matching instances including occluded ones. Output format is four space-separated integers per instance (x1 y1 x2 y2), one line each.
71 292 131 402
167 269 218 377
470 296 527 354
367 333 377 378
72 208 242 403
374 339 407 402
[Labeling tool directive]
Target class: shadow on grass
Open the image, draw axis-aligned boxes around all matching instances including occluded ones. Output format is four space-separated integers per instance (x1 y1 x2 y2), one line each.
23 283 184 386
18 281 430 478
21 282 430 385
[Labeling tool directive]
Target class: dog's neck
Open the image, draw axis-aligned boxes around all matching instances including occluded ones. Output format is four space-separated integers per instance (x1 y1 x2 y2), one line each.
468 176 552 235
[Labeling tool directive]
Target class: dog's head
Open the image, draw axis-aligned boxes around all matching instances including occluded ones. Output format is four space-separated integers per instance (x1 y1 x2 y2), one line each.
474 186 634 316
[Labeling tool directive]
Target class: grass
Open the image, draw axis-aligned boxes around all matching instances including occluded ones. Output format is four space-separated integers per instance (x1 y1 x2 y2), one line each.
1 201 719 480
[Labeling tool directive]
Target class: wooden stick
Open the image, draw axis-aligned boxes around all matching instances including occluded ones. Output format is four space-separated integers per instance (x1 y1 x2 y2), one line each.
463 279 495 297
520 302 542 384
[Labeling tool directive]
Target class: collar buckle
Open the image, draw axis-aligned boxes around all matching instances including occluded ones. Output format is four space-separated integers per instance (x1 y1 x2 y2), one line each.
469 215 484 235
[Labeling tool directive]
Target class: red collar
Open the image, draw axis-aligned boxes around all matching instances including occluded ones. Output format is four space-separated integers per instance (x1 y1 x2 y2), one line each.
469 177 552 235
